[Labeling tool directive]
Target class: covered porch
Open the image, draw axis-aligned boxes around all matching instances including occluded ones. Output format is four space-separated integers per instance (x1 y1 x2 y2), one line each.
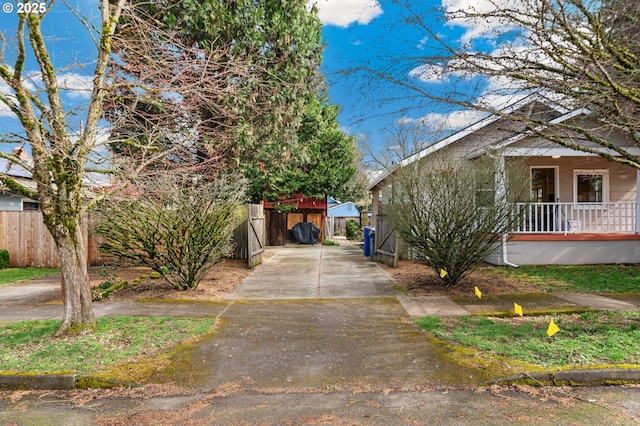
495 152 640 265
502 151 640 235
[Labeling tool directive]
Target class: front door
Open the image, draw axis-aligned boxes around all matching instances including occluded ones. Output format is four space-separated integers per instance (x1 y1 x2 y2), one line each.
531 167 557 203
531 167 558 231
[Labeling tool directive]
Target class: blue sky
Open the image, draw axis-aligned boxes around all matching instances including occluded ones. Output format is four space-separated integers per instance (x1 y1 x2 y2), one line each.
316 0 523 160
0 0 100 144
1 0 514 162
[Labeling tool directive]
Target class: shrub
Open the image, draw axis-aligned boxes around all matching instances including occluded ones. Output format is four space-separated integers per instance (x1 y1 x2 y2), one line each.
391 156 529 287
95 173 247 290
345 219 361 240
0 249 9 269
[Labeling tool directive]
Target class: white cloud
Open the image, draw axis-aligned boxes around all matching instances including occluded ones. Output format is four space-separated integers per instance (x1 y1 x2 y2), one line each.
408 57 473 84
417 36 430 50
397 116 414 125
416 109 487 133
0 80 17 118
15 72 93 99
58 73 94 99
21 73 42 92
442 0 523 44
0 104 15 117
313 0 383 28
408 64 448 83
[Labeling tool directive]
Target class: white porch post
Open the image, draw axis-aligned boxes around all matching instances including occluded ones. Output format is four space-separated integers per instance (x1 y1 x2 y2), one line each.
636 170 640 234
495 154 506 202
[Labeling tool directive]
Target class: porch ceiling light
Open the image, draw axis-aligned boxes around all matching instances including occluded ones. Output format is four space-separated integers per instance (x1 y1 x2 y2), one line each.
552 155 561 159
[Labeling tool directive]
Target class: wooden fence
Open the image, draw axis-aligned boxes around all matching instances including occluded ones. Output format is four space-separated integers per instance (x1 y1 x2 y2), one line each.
325 216 349 238
1 204 265 269
230 204 265 268
0 211 109 268
325 216 368 238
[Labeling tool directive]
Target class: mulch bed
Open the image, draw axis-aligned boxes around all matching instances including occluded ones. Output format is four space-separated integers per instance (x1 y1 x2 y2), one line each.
380 260 541 298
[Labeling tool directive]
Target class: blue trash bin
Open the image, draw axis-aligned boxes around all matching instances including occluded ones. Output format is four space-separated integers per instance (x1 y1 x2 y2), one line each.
363 227 371 256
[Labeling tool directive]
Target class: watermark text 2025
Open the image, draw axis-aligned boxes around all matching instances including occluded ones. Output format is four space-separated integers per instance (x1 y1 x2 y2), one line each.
2 2 47 14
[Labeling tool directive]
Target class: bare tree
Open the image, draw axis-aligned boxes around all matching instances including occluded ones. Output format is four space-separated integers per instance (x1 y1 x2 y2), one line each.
359 120 432 170
358 0 640 169
0 1 129 334
0 1 231 334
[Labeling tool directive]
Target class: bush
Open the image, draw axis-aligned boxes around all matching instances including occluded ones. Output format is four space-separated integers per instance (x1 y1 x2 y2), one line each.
0 249 9 269
391 156 529 287
345 219 361 240
95 173 247 290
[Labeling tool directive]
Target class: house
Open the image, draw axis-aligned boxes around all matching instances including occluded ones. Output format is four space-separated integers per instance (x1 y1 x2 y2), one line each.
368 94 640 265
0 150 39 211
325 200 362 238
263 193 326 246
327 201 361 219
1 148 114 267
327 196 340 208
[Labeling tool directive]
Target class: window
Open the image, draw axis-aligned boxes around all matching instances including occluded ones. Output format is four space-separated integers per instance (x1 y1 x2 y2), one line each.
573 169 608 203
475 175 496 208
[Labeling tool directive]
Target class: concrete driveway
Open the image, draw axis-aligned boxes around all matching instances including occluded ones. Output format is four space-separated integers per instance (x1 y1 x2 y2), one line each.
154 245 500 390
225 244 398 299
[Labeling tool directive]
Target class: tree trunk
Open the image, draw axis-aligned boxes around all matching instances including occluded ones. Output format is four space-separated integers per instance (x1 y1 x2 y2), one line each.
54 221 96 335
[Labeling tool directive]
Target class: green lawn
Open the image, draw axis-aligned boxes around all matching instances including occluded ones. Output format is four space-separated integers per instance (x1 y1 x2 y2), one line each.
0 268 60 287
494 264 640 293
0 317 215 376
417 310 640 367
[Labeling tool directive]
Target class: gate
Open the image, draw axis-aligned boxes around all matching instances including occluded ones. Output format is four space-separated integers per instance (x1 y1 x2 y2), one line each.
231 204 265 268
375 211 399 267
247 204 265 268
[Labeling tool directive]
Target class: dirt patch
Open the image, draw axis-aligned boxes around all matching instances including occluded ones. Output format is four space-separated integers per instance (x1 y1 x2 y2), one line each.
90 250 278 302
381 260 542 298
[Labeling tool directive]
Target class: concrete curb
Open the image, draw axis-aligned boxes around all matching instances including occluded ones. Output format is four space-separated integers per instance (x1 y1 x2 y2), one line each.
489 368 640 386
3 368 640 390
0 374 75 390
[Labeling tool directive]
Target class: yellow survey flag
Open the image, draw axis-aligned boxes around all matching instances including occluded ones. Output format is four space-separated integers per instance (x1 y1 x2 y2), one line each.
474 286 482 299
514 302 523 317
547 319 560 337
440 269 448 278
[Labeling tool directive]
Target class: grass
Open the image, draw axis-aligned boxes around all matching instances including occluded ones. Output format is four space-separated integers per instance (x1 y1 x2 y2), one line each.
416 310 640 367
0 316 214 375
493 264 640 293
0 268 60 287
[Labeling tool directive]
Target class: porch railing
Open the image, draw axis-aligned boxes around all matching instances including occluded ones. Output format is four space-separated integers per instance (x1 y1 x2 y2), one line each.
513 202 637 234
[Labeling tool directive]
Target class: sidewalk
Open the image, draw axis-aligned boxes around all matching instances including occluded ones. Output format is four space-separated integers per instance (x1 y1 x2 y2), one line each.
398 291 640 318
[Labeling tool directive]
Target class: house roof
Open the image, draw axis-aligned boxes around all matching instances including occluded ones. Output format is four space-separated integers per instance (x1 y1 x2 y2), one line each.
1 157 110 195
0 158 31 178
367 93 573 191
327 201 360 217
